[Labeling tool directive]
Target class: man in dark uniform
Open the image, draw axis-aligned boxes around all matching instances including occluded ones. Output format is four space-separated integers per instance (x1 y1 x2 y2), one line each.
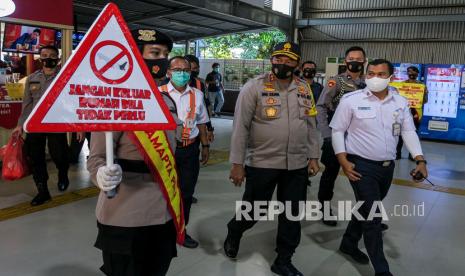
301 61 323 103
316 46 366 226
225 42 320 276
12 45 73 206
396 66 428 160
205 62 224 117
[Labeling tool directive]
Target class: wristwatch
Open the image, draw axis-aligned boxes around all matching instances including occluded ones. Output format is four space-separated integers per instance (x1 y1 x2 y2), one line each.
416 160 427 165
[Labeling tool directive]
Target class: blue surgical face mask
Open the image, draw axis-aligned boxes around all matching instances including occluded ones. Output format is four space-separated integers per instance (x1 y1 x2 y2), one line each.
213 67 220 73
171 71 191 87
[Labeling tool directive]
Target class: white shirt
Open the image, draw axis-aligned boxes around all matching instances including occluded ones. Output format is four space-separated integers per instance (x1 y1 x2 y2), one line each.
160 82 209 139
329 88 422 161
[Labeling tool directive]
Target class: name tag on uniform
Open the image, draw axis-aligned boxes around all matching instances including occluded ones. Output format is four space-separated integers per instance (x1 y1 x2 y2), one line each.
357 106 371 110
184 118 195 129
392 122 401 136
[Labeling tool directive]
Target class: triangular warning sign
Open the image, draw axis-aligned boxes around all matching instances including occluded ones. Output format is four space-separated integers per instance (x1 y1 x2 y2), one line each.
24 3 176 132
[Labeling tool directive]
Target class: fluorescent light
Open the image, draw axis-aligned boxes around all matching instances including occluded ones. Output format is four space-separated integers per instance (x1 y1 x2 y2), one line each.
0 0 16 17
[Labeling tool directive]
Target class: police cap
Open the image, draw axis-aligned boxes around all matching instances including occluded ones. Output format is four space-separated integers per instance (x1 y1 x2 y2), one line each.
271 41 301 61
131 28 173 51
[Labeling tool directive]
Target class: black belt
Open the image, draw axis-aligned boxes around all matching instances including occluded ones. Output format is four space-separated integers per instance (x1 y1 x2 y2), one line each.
347 154 393 167
115 159 150 173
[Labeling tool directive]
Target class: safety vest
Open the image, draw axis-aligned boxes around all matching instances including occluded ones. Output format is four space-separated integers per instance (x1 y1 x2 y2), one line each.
160 84 197 146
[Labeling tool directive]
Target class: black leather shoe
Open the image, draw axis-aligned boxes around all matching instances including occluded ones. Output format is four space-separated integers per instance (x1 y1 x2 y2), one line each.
375 272 393 276
271 259 303 276
183 234 199 249
223 233 241 259
321 208 337 227
339 245 370 264
57 174 69 192
381 223 389 231
192 196 198 204
30 191 51 206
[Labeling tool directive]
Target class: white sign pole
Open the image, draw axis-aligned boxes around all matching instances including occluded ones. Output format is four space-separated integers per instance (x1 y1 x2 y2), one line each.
105 131 117 198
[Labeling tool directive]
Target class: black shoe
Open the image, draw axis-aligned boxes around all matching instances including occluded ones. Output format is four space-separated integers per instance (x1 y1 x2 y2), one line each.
30 190 51 206
321 207 337 227
57 174 70 192
192 196 198 204
381 223 389 231
183 234 199 249
223 233 241 259
271 259 303 276
339 245 370 264
375 272 393 276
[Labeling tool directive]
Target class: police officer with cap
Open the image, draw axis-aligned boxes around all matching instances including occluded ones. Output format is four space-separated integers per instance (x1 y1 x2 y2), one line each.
131 28 173 84
224 41 320 276
316 46 367 226
330 59 428 276
87 28 182 275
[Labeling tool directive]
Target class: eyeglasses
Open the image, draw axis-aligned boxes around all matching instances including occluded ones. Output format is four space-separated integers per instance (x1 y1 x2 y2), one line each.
171 68 191 73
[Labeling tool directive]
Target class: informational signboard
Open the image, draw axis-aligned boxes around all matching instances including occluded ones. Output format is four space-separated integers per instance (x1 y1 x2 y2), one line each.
389 82 426 109
419 64 465 142
392 63 423 82
24 3 175 132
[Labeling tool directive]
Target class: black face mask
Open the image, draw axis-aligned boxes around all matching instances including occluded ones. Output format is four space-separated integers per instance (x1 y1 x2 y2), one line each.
41 58 59 69
272 63 296 79
303 68 316 79
191 70 200 79
144 58 169 79
347 61 364 73
408 74 418 80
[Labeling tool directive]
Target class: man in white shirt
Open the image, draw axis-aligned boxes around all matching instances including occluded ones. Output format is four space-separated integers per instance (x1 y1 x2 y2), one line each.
159 56 210 249
330 59 428 276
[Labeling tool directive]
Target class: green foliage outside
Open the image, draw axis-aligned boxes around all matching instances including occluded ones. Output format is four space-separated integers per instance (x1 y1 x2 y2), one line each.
203 28 286 59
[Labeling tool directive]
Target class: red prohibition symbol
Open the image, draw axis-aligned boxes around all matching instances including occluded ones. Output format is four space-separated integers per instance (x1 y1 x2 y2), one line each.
90 40 134 84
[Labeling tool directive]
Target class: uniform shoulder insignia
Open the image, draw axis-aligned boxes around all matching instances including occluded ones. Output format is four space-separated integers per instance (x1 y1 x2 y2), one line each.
327 79 336 88
341 90 363 99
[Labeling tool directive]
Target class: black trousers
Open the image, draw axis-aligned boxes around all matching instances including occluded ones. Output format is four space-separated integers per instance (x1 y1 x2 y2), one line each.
227 166 308 259
175 139 200 225
341 155 394 274
25 133 69 186
318 139 340 203
68 132 91 163
96 220 177 276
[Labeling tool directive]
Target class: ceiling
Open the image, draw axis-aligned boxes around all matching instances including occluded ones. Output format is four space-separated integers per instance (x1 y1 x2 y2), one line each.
73 0 292 42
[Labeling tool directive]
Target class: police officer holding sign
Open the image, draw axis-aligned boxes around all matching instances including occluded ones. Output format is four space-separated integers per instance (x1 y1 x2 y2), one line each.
87 29 183 276
224 42 320 276
330 59 428 276
316 46 367 226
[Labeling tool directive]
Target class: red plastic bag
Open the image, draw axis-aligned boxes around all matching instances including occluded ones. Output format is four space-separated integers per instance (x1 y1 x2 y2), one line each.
2 134 30 181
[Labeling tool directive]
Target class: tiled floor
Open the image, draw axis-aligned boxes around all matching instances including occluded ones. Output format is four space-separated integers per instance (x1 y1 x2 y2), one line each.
0 117 464 276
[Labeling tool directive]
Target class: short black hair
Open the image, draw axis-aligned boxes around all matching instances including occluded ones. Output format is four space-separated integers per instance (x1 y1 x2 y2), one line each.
39 45 59 55
33 28 41 34
407 66 419 73
302 61 317 68
367 59 394 75
168 56 191 69
212 62 220 68
345 46 366 58
184 54 199 66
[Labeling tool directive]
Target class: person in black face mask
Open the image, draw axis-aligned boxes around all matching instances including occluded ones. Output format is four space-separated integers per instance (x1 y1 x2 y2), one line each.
224 41 320 276
316 46 372 228
131 29 173 85
12 45 77 206
301 60 323 103
396 66 428 160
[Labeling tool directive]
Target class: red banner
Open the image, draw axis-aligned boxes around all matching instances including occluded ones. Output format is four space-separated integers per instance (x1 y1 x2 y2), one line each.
7 0 73 27
0 101 22 129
